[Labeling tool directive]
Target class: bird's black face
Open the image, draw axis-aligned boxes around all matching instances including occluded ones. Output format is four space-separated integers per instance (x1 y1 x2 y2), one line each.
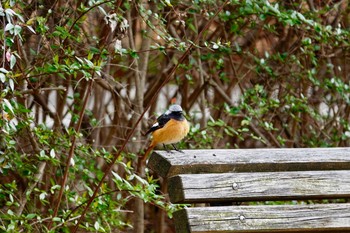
169 111 184 121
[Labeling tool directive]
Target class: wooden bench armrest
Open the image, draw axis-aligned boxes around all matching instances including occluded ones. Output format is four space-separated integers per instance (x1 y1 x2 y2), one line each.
148 148 350 177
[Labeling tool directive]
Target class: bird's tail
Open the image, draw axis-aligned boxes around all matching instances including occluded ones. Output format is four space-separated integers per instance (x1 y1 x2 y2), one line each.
142 144 155 162
137 144 155 173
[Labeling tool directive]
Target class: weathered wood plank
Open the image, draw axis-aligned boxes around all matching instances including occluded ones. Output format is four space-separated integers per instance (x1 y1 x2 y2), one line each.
174 203 350 233
147 148 350 178
168 170 350 203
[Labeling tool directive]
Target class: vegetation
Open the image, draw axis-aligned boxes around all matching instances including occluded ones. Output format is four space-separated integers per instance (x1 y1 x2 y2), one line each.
1 0 350 232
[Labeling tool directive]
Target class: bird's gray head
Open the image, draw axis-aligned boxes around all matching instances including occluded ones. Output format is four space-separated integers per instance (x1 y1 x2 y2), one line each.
168 104 183 113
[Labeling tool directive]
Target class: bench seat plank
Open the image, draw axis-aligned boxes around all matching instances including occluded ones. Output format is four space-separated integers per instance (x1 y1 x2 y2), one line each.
168 170 350 203
174 203 350 233
147 148 350 178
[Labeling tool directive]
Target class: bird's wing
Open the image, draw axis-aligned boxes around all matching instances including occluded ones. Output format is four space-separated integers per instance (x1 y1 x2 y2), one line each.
145 113 171 135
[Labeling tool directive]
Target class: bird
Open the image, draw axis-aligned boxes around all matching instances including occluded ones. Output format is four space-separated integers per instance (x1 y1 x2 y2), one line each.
142 104 190 161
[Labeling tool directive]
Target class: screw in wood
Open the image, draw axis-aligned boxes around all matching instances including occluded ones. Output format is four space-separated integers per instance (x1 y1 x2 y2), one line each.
239 214 246 222
232 182 239 190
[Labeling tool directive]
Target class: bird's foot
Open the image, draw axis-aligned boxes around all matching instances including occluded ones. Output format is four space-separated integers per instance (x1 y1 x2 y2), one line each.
163 144 174 154
172 144 184 153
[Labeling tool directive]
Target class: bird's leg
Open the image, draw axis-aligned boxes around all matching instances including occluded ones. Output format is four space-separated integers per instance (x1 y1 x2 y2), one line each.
163 144 172 153
171 144 184 153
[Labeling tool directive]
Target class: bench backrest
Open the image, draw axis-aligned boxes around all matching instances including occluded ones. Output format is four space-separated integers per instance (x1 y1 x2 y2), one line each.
148 148 350 233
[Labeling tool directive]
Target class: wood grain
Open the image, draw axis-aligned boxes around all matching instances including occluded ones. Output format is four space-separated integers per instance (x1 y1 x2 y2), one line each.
168 170 350 203
174 203 350 233
147 148 350 178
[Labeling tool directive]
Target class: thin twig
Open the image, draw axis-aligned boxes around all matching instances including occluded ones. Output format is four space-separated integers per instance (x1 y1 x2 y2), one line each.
16 126 45 216
16 162 47 216
20 87 67 94
48 79 94 230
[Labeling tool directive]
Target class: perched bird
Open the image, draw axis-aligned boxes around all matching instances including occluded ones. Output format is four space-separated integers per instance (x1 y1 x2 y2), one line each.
142 104 190 161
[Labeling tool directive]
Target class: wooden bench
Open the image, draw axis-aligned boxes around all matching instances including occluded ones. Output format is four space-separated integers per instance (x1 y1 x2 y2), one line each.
147 148 350 233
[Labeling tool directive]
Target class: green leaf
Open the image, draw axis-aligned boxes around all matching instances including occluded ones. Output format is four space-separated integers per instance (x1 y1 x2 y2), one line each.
26 213 37 219
14 25 22 35
10 54 16 69
0 68 8 73
0 73 6 83
4 23 14 32
9 78 14 91
112 171 122 181
229 106 240 115
39 192 47 200
53 54 59 64
50 149 56 158
3 99 14 114
94 221 100 230
53 217 61 222
9 194 14 203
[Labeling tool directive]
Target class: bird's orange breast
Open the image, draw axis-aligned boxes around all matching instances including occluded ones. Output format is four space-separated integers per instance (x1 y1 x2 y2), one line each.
151 119 189 145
